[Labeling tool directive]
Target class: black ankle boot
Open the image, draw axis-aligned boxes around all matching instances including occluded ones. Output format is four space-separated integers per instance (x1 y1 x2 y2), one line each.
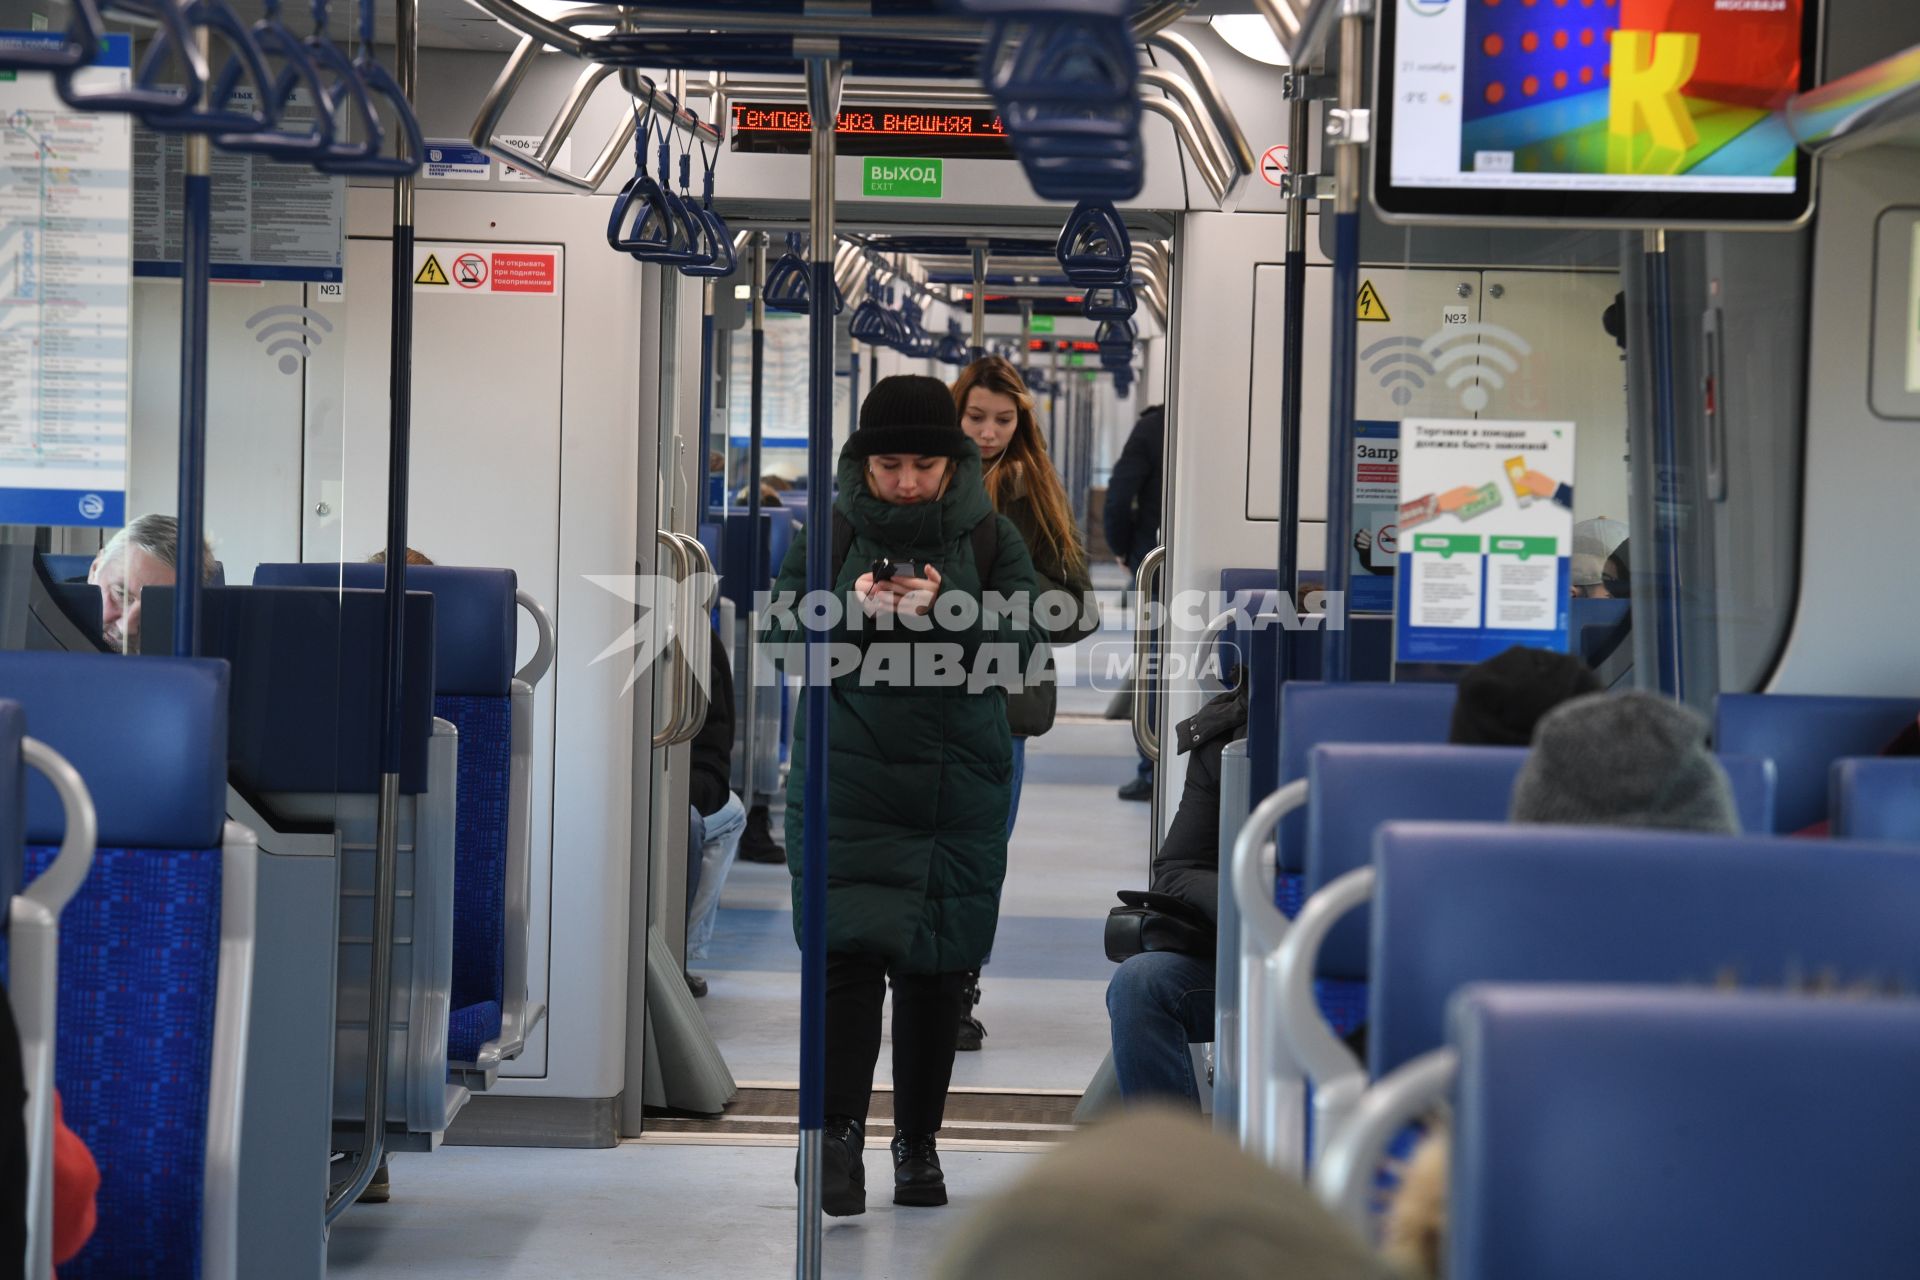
891 1131 948 1207
795 1116 866 1217
738 804 784 864
957 973 986 1052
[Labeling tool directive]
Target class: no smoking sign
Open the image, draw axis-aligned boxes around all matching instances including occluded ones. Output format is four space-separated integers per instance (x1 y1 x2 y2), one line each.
1260 145 1289 187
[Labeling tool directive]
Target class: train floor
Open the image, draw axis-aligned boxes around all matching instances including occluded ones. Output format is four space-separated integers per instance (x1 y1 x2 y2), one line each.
330 568 1146 1278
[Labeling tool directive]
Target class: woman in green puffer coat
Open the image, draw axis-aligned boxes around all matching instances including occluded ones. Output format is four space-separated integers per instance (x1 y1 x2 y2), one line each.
760 375 1043 1219
948 357 1101 1050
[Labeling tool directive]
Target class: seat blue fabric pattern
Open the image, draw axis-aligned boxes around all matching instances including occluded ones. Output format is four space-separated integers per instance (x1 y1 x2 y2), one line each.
448 1000 505 1065
1713 692 1914 832
1314 976 1368 1039
1370 822 1920 1080
438 694 512 1062
1832 757 1920 840
25 842 222 1280
1448 985 1920 1280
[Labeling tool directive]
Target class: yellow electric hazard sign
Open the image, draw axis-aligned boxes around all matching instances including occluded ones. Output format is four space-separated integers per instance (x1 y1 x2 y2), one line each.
1356 279 1390 322
415 253 450 286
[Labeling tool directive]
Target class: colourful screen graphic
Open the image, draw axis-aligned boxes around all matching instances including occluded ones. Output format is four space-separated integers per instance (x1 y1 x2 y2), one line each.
1390 0 1805 195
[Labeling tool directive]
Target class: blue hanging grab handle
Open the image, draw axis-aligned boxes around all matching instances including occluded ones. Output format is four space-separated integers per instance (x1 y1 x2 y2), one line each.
670 145 716 271
138 0 277 135
1094 316 1136 362
0 0 104 72
984 16 1138 112
313 0 423 175
681 138 737 278
55 0 207 114
1081 281 1136 321
765 235 844 315
936 320 968 366
635 98 700 265
849 278 894 345
1056 199 1132 284
214 0 338 157
294 0 379 168
608 111 676 257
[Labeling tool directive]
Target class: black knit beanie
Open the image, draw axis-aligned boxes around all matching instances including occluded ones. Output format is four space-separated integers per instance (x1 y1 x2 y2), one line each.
1448 645 1603 747
844 375 968 459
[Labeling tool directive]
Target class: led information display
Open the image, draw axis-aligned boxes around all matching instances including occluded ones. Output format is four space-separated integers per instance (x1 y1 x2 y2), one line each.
729 103 1015 158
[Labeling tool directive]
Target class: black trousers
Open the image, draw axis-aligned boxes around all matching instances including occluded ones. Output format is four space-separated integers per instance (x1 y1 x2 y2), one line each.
824 952 969 1135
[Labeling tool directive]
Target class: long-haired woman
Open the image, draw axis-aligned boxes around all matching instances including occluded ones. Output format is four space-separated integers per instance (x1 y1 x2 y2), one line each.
949 356 1100 1048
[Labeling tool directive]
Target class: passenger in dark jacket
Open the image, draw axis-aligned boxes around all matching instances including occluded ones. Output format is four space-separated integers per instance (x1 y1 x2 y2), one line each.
1102 404 1163 574
760 375 1043 1217
1105 682 1248 1106
950 357 1101 1050
685 622 745 978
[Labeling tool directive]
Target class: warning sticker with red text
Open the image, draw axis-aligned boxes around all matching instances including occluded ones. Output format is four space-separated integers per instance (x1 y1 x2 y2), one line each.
412 243 560 296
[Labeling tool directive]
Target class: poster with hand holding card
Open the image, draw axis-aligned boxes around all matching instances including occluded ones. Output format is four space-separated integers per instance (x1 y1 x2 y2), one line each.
1395 418 1575 665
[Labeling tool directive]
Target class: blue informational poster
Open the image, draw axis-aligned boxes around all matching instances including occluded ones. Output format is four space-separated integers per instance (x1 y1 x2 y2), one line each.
1393 417 1576 665
0 33 134 528
1347 420 1400 615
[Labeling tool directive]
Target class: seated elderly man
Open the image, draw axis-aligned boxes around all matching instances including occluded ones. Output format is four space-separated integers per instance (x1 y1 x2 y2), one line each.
87 514 216 653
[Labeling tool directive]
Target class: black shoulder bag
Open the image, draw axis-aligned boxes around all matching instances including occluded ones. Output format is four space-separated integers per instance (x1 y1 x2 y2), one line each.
1104 890 1215 963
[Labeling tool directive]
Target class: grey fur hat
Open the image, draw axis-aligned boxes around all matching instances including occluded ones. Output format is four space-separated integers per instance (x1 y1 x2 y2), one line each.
1510 691 1738 833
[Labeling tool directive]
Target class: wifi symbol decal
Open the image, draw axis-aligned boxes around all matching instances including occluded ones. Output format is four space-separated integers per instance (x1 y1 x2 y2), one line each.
1421 323 1533 413
1362 336 1437 408
246 305 335 376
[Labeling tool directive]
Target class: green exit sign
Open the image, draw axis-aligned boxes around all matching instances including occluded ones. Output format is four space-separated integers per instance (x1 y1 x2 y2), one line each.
863 158 942 199
1029 314 1056 334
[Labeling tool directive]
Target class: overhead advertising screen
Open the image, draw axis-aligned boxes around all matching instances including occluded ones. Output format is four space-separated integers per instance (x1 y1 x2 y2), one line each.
1376 0 1820 225
729 103 1016 159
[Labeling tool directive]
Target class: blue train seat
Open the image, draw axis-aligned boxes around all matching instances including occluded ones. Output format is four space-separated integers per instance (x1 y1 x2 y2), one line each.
1276 682 1459 883
252 564 555 1085
1714 692 1915 831
35 553 92 583
0 652 253 1279
1286 744 1775 1052
1324 985 1920 1278
1831 757 1920 840
1369 823 1920 1080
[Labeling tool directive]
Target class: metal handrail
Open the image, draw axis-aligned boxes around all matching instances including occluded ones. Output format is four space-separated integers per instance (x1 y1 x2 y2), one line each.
1273 866 1372 1162
652 529 690 749
15 738 96 1280
1148 29 1256 176
1142 90 1232 207
1130 544 1166 763
1229 778 1309 1172
468 20 639 190
513 589 557 688
1312 1047 1457 1233
669 531 718 745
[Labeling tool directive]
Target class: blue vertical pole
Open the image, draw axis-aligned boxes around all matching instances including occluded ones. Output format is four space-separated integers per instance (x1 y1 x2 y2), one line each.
796 56 842 1280
173 149 211 657
1322 210 1359 685
1644 230 1684 700
697 292 716 519
1274 101 1309 697
848 345 860 436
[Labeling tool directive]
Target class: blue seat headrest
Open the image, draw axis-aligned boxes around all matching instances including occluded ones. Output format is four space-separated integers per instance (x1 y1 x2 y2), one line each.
252 563 516 697
1716 753 1777 835
1306 744 1529 978
38 553 93 584
1832 757 1920 840
1271 682 1458 871
1371 822 1920 1079
0 653 228 848
141 586 435 796
1714 693 1916 832
1449 984 1920 1280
